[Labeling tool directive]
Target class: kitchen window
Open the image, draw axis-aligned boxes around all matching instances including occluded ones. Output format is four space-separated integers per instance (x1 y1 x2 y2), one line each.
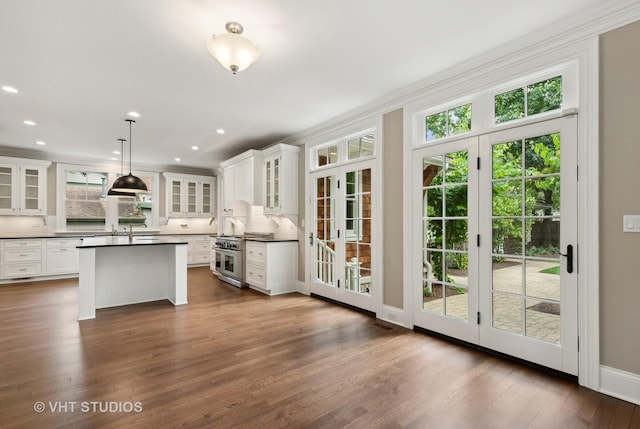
56 163 158 232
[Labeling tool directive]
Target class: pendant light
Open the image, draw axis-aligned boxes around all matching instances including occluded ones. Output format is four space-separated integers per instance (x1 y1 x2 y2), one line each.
109 119 148 194
108 138 136 196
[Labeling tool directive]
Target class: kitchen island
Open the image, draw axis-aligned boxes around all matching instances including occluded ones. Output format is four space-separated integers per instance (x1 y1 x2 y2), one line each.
77 236 188 320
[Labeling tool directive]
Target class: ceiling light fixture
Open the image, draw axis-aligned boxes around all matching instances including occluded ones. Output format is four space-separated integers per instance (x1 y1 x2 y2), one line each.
216 128 225 134
108 138 135 197
191 146 199 151
23 120 36 126
128 111 141 118
175 158 181 162
108 120 148 194
2 86 18 93
36 140 46 146
207 22 260 74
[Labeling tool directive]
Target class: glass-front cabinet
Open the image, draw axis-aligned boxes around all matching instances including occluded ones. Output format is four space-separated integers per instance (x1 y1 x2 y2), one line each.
0 157 50 215
163 173 215 217
262 144 300 218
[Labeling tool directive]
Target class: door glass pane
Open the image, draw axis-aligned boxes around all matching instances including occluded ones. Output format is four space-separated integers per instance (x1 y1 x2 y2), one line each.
343 168 371 295
422 151 468 319
314 175 336 286
491 133 562 343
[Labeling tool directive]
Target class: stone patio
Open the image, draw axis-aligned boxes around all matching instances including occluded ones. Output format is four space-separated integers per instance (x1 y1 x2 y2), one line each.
423 258 561 343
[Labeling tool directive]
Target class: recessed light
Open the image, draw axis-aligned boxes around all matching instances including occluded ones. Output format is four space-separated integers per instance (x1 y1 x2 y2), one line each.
175 158 181 162
113 150 121 155
2 86 18 93
36 140 46 146
111 157 118 161
128 111 141 118
23 120 36 126
191 146 199 151
216 128 225 134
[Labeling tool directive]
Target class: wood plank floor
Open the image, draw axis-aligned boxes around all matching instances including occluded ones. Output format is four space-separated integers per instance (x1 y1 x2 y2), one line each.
0 267 638 428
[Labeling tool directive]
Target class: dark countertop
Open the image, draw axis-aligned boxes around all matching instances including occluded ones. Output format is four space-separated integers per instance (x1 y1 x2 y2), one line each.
1 232 214 240
243 238 298 242
77 236 189 248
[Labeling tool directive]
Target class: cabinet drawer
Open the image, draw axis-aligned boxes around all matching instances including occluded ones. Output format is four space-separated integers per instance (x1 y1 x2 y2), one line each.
192 253 210 263
4 262 42 277
194 243 210 252
3 239 43 249
245 242 266 265
4 248 42 262
246 264 266 288
46 239 80 248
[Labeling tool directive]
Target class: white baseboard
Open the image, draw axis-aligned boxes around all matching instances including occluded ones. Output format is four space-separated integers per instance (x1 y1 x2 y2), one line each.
600 365 640 406
378 304 409 328
296 280 309 295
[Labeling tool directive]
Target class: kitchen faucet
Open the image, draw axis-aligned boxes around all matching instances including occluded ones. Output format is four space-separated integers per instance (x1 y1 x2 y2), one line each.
128 223 147 239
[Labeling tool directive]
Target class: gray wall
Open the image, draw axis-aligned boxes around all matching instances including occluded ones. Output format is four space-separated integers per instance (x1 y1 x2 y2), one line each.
600 20 640 375
382 108 404 308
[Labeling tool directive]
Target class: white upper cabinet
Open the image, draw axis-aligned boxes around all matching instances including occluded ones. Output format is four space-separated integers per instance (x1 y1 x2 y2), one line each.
163 173 216 217
262 144 300 217
220 150 263 208
0 157 50 215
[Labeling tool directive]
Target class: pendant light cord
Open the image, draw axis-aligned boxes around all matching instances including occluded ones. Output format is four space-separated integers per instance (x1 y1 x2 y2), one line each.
118 138 126 176
125 119 136 174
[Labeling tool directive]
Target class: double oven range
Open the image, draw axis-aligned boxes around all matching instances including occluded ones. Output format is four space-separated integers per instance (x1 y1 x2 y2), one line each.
214 236 244 288
214 233 273 288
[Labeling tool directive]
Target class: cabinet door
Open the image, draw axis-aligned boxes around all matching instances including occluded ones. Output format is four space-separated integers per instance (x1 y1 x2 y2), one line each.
46 248 79 274
168 179 184 216
200 181 214 216
0 164 18 213
186 180 197 215
265 159 273 209
273 157 280 209
20 165 45 214
223 166 234 208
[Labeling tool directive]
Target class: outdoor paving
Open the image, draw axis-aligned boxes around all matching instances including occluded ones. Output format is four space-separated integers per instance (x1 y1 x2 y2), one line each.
423 258 561 344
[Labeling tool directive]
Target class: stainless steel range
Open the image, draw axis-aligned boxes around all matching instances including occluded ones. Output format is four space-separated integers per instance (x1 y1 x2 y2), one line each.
214 236 245 288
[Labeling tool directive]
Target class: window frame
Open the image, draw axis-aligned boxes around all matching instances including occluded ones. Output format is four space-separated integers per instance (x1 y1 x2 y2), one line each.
56 163 159 232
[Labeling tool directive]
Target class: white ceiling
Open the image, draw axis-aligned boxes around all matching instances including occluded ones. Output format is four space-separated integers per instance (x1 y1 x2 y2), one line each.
0 0 606 171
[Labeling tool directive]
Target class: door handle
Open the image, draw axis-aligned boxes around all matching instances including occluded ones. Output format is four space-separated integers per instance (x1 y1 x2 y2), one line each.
309 232 314 246
561 244 573 274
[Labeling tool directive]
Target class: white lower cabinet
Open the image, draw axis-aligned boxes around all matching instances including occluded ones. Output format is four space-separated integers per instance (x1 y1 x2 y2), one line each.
167 235 211 266
245 240 298 295
45 238 80 275
1 239 44 279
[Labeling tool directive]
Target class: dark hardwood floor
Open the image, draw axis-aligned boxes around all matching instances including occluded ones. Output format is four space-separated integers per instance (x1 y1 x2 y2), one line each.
0 267 638 428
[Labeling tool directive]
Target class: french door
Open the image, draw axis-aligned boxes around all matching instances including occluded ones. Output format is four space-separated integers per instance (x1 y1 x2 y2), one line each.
413 116 578 375
310 161 375 312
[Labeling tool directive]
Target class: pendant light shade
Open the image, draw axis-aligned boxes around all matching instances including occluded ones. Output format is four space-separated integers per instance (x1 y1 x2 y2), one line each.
108 138 136 196
207 22 260 74
108 120 147 194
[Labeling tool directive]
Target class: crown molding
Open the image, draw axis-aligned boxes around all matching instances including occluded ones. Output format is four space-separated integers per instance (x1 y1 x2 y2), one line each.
279 0 640 146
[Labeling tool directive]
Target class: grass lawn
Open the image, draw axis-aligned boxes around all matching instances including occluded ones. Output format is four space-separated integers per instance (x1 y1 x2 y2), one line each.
540 265 560 275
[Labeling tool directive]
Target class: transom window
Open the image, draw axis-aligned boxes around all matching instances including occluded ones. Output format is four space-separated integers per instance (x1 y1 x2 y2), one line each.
425 103 472 142
312 130 377 169
495 75 563 124
347 134 374 160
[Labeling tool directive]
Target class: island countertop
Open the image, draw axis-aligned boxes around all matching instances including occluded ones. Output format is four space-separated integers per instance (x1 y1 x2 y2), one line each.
78 236 189 248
